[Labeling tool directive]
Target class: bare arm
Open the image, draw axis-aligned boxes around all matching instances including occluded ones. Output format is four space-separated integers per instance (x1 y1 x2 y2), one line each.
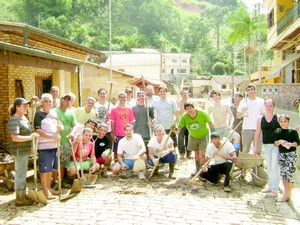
226 105 234 127
10 133 38 142
253 117 262 155
35 128 60 142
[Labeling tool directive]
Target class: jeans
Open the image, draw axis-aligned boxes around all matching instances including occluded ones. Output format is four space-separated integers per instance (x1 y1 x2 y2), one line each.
13 150 29 191
263 144 280 192
178 127 189 155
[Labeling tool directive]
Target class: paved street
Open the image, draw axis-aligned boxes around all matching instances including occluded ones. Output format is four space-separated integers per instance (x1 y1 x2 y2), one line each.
0 158 299 225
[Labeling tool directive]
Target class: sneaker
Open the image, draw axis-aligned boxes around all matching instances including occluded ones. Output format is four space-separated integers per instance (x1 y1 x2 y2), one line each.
224 186 231 192
266 191 278 197
51 181 58 191
101 170 108 178
62 179 72 189
138 172 145 180
262 188 272 193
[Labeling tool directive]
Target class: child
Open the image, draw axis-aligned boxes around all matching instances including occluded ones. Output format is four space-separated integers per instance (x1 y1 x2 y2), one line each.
274 114 300 202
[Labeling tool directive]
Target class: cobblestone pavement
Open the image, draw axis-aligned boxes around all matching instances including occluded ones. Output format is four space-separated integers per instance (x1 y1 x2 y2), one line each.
0 158 299 225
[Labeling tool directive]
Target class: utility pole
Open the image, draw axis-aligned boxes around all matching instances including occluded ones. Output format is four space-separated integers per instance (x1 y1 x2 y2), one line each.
258 2 262 84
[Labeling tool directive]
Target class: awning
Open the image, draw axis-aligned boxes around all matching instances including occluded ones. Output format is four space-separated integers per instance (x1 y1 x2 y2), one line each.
266 54 300 78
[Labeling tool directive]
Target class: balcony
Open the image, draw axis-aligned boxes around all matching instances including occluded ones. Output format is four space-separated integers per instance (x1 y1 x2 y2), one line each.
277 2 300 35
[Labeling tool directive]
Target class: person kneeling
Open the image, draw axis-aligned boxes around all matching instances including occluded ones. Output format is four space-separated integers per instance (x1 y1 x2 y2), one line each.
111 124 147 180
67 128 95 177
199 132 237 192
89 123 112 178
147 124 176 179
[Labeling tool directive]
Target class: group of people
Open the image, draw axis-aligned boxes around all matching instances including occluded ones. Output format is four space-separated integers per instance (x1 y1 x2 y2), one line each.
7 83 299 206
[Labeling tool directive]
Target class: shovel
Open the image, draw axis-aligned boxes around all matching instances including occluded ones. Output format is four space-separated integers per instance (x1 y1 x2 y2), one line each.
69 139 84 194
83 139 97 187
28 137 48 204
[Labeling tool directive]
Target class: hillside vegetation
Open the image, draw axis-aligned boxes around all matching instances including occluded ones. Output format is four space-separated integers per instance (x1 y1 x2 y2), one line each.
0 0 271 76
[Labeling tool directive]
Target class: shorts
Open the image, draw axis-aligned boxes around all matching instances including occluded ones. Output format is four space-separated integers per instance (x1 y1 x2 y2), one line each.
96 156 104 165
116 159 134 169
165 129 178 147
187 135 208 151
68 159 91 171
113 136 124 153
60 143 72 168
38 148 58 173
215 127 232 139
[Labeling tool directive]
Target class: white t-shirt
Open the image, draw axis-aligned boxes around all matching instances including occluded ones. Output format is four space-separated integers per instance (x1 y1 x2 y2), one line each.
117 133 145 158
94 101 113 132
147 134 173 156
206 141 235 165
237 97 264 130
152 98 179 130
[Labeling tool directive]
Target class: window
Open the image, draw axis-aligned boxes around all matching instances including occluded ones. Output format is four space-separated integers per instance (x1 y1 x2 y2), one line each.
182 59 187 63
267 9 274 28
177 69 187 74
221 84 226 89
172 59 177 63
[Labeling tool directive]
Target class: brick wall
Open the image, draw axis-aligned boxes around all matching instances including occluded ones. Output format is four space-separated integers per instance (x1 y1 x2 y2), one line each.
0 64 72 141
0 64 9 141
0 32 89 61
256 83 300 111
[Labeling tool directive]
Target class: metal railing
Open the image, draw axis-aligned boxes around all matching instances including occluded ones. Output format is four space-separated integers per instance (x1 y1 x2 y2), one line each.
277 2 300 35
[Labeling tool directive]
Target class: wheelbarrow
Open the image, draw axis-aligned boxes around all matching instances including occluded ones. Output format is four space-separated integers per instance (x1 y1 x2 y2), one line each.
0 153 15 191
233 152 265 184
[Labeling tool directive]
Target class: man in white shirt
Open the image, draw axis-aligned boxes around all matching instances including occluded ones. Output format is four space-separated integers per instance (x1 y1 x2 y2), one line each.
110 124 147 179
237 84 264 153
200 132 237 192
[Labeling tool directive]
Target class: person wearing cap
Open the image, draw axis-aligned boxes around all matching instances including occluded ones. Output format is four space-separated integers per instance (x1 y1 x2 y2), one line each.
8 97 40 206
68 92 77 112
74 96 96 125
34 93 63 199
50 86 60 108
133 90 155 152
124 87 137 108
110 92 135 162
178 102 214 176
55 94 77 187
207 90 240 153
111 124 147 180
199 132 237 192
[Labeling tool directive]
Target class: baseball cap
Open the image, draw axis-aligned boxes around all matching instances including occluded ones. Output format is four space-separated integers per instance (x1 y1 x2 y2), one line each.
125 88 132 93
61 94 71 100
210 132 220 139
14 98 31 106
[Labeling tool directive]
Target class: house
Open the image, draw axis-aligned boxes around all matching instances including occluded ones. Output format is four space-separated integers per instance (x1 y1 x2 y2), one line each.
260 0 300 110
190 75 249 98
82 62 136 104
0 21 134 141
101 48 191 83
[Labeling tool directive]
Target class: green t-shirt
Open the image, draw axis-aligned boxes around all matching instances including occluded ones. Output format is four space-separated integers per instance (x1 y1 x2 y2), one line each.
55 107 76 144
178 109 212 139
